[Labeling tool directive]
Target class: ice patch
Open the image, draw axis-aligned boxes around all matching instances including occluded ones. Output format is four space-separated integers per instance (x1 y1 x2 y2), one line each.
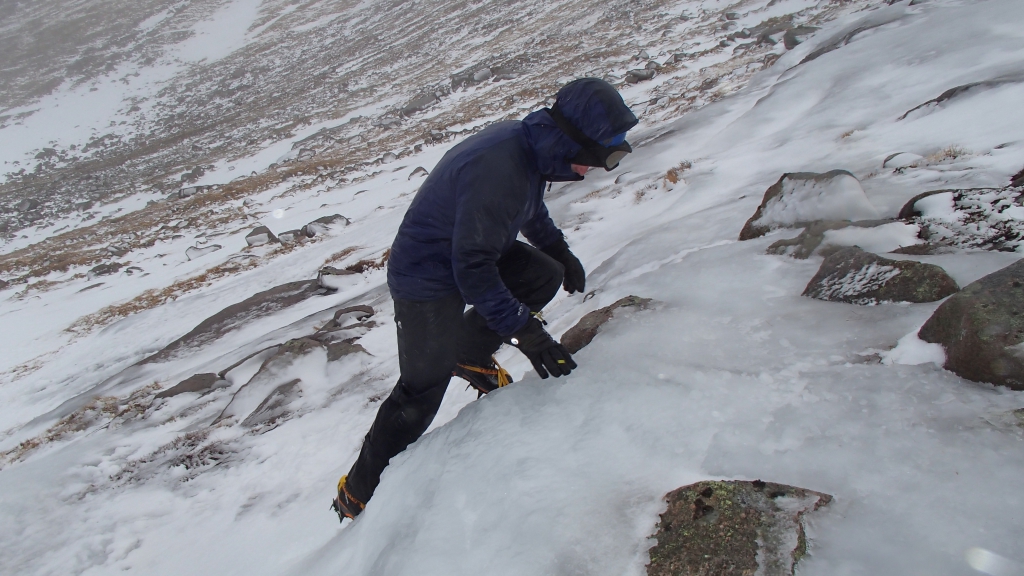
757 172 880 227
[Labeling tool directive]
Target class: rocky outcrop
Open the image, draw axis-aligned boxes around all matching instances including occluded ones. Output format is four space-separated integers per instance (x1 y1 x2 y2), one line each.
918 259 1024 390
803 247 958 305
401 93 440 116
560 296 653 353
214 337 322 426
647 480 832 576
245 226 278 246
626 69 657 83
898 186 1024 253
141 280 321 364
155 373 228 399
740 171 879 241
16 198 40 212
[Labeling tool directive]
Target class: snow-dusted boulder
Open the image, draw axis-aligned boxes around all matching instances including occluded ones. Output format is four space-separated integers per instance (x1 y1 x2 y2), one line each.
16 198 40 212
240 379 302 428
899 186 1024 252
740 170 880 240
302 214 349 238
107 244 129 257
783 25 819 49
87 262 123 280
560 296 653 353
1012 166 1024 188
647 480 832 576
409 166 429 179
278 229 305 244
317 266 359 291
185 244 222 260
0 279 9 290
625 69 656 83
803 247 958 305
401 93 440 116
245 225 278 246
155 373 228 399
918 259 1024 390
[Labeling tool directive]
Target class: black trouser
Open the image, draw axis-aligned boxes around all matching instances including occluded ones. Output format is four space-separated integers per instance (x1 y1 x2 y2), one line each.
344 241 563 503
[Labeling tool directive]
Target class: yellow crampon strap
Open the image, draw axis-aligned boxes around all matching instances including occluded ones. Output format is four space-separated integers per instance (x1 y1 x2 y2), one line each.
337 475 365 510
457 356 512 387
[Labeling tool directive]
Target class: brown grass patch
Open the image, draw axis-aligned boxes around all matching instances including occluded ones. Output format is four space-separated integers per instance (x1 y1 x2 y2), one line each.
666 161 693 184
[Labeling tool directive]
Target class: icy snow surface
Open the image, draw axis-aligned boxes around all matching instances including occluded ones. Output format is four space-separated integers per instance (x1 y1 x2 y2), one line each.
2 1 1024 575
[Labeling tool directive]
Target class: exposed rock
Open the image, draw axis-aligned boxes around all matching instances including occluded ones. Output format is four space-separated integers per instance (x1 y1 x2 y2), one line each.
278 229 305 244
739 171 879 241
245 225 278 246
87 262 123 280
625 69 657 83
141 280 321 364
560 296 653 354
472 68 493 82
327 340 369 362
645 60 662 71
107 244 129 257
327 304 375 328
297 148 316 162
882 152 923 170
318 266 359 291
78 283 104 292
155 373 228 399
16 198 40 212
124 266 144 275
897 190 951 220
918 259 1024 389
241 379 302 428
890 243 954 255
185 244 222 260
803 246 958 305
402 93 440 116
783 25 819 49
302 214 349 237
765 219 895 259
801 9 906 64
409 166 429 179
75 200 95 211
0 279 9 290
381 152 398 164
647 480 832 576
724 11 740 20
1012 166 1024 188
898 73 1024 120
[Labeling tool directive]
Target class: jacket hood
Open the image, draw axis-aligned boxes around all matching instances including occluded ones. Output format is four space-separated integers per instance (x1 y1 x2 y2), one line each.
522 78 638 182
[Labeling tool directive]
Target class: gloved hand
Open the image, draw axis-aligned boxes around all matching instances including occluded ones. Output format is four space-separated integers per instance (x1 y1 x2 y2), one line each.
506 316 577 378
541 237 586 294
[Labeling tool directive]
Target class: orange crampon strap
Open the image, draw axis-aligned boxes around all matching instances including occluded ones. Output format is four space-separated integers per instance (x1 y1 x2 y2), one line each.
456 356 512 387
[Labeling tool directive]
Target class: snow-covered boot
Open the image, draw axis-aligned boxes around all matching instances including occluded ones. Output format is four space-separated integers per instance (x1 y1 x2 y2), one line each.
453 357 513 396
331 475 365 522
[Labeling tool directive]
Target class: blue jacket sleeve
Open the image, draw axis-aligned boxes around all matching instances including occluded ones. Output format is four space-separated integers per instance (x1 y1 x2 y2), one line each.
451 158 531 336
521 201 563 250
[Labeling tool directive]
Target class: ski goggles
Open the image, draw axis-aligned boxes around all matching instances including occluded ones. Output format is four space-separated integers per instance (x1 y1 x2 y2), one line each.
547 104 632 171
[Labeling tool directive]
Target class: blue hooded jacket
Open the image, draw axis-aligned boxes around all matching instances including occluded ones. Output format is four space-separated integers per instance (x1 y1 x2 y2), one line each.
387 79 638 335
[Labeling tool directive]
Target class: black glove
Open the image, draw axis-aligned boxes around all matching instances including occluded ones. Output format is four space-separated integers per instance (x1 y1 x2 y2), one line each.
541 237 586 294
506 316 577 379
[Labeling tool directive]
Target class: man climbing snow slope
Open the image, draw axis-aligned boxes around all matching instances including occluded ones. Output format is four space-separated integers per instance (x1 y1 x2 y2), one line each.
332 78 639 521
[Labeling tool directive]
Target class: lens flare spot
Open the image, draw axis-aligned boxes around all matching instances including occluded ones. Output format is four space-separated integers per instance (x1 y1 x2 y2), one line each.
965 547 1020 576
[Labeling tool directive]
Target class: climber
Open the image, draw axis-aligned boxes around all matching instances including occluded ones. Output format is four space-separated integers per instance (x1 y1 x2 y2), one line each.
332 78 638 521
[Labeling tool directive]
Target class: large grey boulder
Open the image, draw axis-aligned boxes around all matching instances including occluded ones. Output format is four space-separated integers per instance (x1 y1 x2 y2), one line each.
803 247 958 305
401 93 440 116
766 219 894 259
246 226 278 246
918 259 1024 390
16 198 40 212
87 262 124 280
302 214 349 238
560 296 652 353
647 480 832 576
740 171 879 241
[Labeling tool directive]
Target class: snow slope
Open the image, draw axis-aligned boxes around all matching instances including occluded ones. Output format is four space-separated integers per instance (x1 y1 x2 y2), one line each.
2 0 1024 575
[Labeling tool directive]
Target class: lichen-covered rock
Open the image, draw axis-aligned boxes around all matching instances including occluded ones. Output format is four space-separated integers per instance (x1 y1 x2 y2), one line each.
155 373 228 399
560 296 652 353
739 171 879 241
803 246 958 305
647 480 832 576
918 259 1024 389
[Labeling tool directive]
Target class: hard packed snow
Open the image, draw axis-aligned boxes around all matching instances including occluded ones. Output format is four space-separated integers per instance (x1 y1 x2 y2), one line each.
2 1 1024 575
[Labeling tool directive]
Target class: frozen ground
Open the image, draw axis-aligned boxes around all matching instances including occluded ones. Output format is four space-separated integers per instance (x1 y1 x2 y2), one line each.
1 0 1024 575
